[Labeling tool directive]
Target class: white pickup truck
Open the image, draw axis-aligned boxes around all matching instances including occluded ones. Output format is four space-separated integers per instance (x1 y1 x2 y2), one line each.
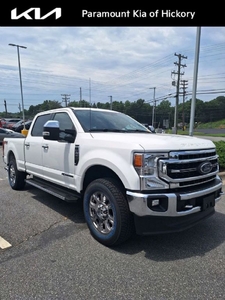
2 107 223 246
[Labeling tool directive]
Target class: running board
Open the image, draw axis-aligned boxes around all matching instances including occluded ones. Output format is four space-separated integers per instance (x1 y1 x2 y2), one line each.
25 177 80 202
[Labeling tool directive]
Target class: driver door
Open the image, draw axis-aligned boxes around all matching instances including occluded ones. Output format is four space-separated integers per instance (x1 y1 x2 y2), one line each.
41 111 77 189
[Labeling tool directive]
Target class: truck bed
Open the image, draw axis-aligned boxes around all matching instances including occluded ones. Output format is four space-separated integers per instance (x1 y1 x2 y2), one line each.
3 137 26 171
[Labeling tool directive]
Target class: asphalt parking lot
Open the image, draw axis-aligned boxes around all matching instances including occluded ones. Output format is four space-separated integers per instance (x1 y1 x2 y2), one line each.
0 145 225 300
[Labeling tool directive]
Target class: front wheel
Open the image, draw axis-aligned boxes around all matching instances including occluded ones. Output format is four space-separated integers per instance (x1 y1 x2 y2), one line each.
83 178 134 247
8 158 26 190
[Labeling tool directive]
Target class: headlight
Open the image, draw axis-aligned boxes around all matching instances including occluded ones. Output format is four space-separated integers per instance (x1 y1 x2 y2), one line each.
133 152 169 175
133 152 169 190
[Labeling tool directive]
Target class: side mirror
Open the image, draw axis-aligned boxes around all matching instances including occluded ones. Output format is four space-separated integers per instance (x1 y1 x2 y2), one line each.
43 120 60 140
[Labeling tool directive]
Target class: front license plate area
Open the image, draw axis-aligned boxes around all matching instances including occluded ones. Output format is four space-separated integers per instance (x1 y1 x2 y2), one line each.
202 194 215 211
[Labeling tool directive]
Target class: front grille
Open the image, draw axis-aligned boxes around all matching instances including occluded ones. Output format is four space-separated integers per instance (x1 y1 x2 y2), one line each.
159 149 219 189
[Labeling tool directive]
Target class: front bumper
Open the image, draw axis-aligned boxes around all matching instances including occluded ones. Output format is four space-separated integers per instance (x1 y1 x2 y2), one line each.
126 177 223 235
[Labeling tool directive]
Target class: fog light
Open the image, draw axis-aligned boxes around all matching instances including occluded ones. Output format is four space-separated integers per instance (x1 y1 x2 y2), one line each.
147 196 168 212
152 199 160 206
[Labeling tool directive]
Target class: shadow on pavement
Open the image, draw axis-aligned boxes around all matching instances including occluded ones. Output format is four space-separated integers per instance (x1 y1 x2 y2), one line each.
114 211 225 261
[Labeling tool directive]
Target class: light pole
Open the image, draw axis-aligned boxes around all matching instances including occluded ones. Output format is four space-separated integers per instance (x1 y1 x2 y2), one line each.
189 27 201 136
149 87 156 126
108 96 112 110
9 43 27 129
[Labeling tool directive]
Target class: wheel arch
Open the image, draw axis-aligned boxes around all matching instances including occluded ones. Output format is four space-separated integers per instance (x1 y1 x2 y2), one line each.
7 151 26 190
82 165 125 195
7 150 16 164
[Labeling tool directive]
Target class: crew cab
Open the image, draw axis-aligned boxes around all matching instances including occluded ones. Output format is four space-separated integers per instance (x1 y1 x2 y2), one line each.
2 107 223 246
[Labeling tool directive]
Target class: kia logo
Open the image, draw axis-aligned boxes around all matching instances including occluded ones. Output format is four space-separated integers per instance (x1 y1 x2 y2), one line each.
198 162 213 175
11 8 62 20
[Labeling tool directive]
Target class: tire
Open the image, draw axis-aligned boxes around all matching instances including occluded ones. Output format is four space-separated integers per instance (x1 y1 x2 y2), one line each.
8 158 26 190
83 178 134 247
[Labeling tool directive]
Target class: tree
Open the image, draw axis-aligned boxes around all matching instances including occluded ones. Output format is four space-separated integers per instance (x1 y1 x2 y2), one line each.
155 100 174 128
41 100 62 111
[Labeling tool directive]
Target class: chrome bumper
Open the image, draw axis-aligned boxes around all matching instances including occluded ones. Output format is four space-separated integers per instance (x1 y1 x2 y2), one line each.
126 178 223 218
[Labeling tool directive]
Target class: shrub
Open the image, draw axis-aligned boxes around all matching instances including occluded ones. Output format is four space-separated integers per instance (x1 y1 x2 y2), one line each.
214 141 225 171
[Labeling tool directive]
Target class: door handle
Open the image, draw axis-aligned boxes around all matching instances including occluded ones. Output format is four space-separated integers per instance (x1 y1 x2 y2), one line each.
42 145 49 149
25 143 30 147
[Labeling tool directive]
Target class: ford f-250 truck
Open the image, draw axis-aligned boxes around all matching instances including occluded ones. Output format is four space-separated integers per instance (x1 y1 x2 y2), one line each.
2 107 223 246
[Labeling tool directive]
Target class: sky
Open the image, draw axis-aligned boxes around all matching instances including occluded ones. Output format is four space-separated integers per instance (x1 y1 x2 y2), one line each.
0 26 225 113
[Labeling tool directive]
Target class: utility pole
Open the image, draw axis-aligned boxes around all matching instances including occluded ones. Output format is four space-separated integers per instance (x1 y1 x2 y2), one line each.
171 53 187 133
89 78 91 106
4 99 7 116
180 80 188 131
149 87 156 126
108 96 112 110
61 94 70 107
9 43 27 128
18 103 22 117
189 27 201 136
80 87 82 101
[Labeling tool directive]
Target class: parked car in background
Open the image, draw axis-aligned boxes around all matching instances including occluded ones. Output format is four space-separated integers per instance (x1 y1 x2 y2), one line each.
0 118 7 128
11 120 25 131
14 120 33 133
155 128 165 134
148 125 156 133
0 128 25 144
2 118 21 129
142 124 156 133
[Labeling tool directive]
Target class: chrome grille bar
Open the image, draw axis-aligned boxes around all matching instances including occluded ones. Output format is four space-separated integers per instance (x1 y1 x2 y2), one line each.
159 149 219 188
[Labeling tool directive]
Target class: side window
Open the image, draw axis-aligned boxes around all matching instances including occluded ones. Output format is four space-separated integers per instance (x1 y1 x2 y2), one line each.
53 112 75 140
31 114 51 137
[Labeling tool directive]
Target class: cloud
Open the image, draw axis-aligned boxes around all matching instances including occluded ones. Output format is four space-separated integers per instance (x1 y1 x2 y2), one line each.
0 26 224 112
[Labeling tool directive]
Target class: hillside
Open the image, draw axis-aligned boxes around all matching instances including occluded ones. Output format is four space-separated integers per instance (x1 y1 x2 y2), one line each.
196 119 225 129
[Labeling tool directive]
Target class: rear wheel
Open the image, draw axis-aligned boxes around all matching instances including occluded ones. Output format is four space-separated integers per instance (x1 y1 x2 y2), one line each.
8 158 26 190
83 178 134 247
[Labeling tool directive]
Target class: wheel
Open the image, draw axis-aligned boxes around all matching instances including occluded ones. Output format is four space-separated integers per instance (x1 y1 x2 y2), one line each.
83 178 134 247
8 158 26 190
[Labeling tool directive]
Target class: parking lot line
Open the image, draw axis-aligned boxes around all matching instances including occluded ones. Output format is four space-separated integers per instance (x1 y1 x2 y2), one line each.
0 236 12 249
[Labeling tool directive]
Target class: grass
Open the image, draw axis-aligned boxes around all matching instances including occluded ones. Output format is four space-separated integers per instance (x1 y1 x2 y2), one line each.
197 119 225 129
166 129 225 137
182 131 225 137
165 119 225 136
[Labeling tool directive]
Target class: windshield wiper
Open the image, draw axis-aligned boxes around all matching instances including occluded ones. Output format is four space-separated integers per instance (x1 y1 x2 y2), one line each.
125 129 150 133
89 129 126 132
89 128 150 133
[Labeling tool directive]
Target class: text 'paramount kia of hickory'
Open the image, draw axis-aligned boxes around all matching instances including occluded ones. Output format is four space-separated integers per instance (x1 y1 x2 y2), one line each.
2 107 223 246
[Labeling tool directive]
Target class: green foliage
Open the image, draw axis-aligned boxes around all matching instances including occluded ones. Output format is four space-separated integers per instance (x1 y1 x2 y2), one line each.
27 100 62 118
196 119 225 129
1 96 225 128
68 100 91 107
178 96 225 124
214 141 225 171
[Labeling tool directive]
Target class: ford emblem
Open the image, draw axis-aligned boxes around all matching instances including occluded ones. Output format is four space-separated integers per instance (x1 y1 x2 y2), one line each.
198 162 213 175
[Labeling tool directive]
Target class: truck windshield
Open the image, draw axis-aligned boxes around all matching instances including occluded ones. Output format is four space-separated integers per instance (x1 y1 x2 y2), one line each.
72 109 150 133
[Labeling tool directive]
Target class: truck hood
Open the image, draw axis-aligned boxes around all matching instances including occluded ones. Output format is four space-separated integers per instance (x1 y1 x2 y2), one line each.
90 132 215 151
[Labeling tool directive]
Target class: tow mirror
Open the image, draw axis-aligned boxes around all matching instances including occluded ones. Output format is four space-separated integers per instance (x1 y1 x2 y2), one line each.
43 120 60 140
